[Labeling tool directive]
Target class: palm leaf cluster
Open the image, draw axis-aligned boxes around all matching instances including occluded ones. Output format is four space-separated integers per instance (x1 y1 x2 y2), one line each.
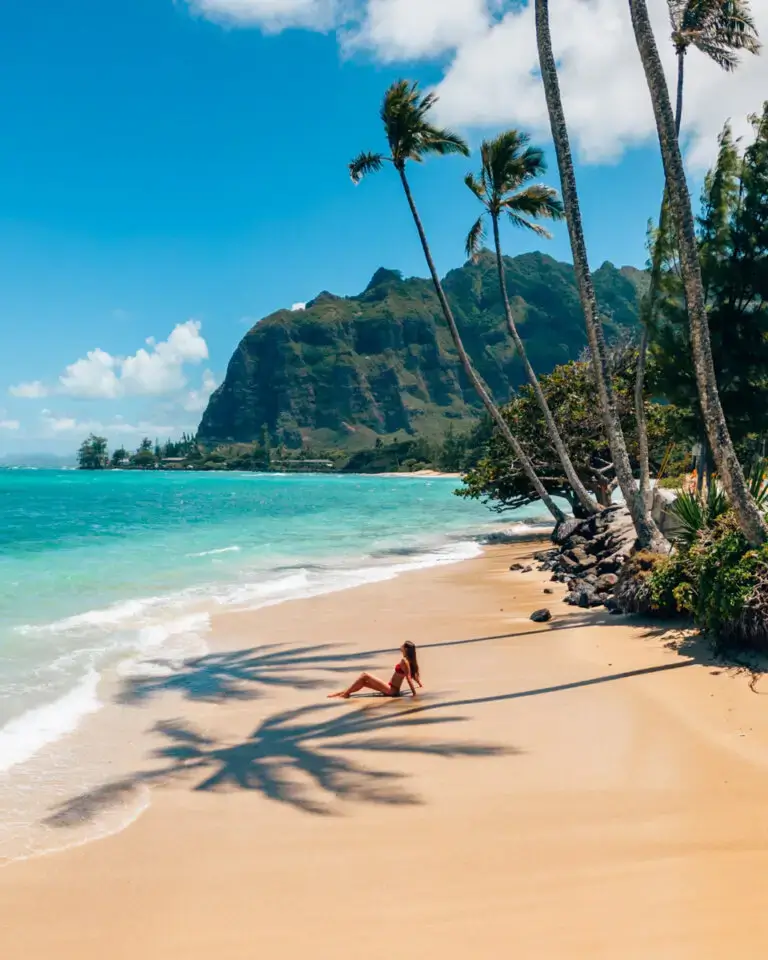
668 0 761 67
464 131 564 260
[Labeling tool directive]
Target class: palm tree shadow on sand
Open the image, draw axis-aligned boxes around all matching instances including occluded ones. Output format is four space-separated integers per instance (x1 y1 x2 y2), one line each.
45 701 514 825
117 643 380 706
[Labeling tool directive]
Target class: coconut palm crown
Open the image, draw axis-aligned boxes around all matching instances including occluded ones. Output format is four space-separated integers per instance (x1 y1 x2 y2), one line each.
464 131 564 260
668 0 760 68
349 80 469 183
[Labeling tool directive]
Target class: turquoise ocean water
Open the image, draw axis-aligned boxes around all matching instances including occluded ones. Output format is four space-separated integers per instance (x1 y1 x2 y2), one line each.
0 470 551 781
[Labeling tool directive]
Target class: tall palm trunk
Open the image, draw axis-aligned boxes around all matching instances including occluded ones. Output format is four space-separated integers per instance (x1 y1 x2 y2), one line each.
534 0 665 548
397 166 566 524
628 0 767 547
491 213 600 516
634 47 685 509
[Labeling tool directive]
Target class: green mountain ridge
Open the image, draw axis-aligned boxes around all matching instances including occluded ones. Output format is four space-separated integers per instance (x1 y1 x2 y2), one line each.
198 250 644 450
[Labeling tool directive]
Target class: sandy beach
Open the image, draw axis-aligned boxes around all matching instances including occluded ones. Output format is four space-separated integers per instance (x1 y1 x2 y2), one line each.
4 539 768 958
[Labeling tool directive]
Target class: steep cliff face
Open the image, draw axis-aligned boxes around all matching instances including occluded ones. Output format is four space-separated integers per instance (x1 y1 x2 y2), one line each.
198 251 643 449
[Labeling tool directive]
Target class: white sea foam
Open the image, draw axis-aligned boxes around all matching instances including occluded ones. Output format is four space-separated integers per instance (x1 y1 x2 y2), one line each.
0 668 101 775
3 538 482 774
187 545 241 558
117 613 211 678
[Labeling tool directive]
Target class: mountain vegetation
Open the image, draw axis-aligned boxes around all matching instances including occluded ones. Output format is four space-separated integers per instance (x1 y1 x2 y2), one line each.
198 250 644 451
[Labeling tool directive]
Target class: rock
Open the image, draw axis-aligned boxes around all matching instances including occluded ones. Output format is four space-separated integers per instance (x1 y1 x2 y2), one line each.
552 518 584 545
604 597 623 614
509 562 525 571
521 565 533 573
567 578 583 593
596 556 622 575
543 587 554 594
530 608 552 622
558 554 581 573
594 573 619 593
533 549 558 562
576 587 604 608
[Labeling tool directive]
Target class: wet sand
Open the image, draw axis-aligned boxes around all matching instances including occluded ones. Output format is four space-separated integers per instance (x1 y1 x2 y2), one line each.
3 541 768 958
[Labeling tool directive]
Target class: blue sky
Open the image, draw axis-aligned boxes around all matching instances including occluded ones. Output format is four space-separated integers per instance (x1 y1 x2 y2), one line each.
0 0 765 455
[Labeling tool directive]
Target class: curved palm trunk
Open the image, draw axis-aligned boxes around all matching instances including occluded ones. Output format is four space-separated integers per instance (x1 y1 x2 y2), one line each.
635 46 686 509
628 0 767 547
491 213 600 515
534 0 665 548
397 166 566 524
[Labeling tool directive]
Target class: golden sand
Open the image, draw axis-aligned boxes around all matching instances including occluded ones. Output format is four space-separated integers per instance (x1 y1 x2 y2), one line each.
3 541 768 958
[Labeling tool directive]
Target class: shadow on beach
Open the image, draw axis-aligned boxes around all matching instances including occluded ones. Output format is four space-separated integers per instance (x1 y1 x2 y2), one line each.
49 608 720 829
45 700 512 824
117 609 681 708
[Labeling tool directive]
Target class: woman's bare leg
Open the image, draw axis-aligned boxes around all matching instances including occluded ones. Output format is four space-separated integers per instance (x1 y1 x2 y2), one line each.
328 672 392 698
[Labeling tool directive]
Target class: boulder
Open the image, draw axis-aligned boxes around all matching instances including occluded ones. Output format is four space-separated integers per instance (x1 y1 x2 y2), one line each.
543 587 554 595
596 556 622 575
594 573 619 593
509 562 525 571
552 517 585 545
530 608 552 622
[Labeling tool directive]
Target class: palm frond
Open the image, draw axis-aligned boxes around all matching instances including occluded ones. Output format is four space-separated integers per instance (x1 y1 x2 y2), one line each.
464 172 488 205
670 0 761 65
465 215 487 262
501 184 564 222
506 211 553 238
669 481 729 547
349 151 386 184
748 458 768 510
380 79 469 165
417 125 470 158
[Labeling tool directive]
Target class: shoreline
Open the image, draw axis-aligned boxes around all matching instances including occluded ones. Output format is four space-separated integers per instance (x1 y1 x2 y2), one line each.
4 540 768 955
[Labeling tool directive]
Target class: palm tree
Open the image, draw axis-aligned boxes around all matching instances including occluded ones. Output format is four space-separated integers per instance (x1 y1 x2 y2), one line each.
464 131 600 516
350 80 566 524
628 0 767 547
533 0 666 548
634 0 761 506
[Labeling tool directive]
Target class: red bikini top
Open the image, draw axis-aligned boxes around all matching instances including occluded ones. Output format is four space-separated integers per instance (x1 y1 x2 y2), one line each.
395 661 405 675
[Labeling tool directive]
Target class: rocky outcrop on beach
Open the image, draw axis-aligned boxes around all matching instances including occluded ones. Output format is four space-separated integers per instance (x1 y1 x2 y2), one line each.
529 506 637 611
198 252 643 449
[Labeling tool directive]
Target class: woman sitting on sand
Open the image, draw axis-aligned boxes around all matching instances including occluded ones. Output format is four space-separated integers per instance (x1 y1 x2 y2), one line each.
329 642 422 698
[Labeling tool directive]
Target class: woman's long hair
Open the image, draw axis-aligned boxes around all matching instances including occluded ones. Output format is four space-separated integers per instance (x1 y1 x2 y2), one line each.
403 641 420 683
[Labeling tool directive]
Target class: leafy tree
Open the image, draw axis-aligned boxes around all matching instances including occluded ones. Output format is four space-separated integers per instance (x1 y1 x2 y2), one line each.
111 446 129 466
459 349 679 515
77 434 108 470
464 130 598 515
634 0 761 502
533 0 664 547
651 107 768 474
131 437 157 469
629 0 766 546
350 80 566 524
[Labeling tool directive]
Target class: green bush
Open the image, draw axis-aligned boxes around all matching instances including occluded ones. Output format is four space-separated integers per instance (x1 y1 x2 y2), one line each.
694 519 764 639
643 512 768 650
648 549 700 617
656 474 688 490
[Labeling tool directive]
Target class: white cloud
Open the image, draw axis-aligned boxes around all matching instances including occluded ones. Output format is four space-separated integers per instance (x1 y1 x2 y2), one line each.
59 348 121 400
344 0 491 61
57 321 209 400
186 0 338 31
187 0 767 170
431 0 768 168
40 411 178 437
291 302 306 311
0 419 20 430
9 380 48 399
183 369 218 412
